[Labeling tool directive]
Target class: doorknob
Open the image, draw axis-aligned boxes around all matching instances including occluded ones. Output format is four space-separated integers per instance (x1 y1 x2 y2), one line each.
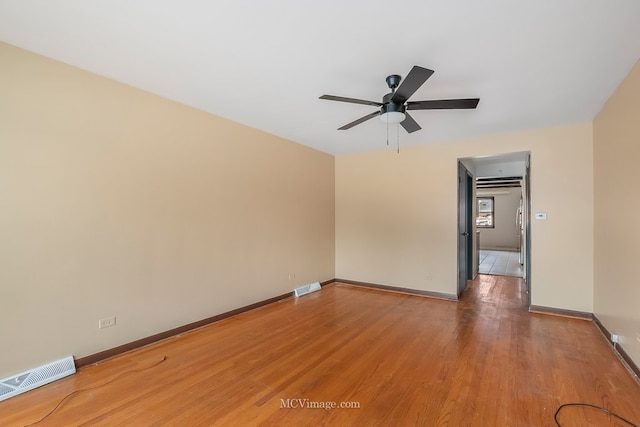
461 232 469 237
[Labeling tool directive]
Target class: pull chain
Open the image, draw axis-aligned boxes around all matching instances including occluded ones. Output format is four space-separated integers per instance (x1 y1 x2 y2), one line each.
397 122 400 153
386 119 390 146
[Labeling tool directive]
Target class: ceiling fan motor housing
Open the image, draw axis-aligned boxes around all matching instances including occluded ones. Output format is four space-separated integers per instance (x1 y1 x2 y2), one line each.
381 92 406 115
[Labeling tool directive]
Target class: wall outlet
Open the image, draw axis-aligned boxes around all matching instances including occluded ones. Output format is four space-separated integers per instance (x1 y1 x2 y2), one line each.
425 274 433 280
98 316 116 329
611 333 619 344
288 273 296 280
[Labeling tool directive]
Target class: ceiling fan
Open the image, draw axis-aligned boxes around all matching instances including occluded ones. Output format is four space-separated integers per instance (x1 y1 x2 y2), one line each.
320 66 480 133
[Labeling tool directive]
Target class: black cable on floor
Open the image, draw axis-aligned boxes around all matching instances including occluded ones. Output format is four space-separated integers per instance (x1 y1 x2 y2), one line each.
24 355 167 427
554 402 637 426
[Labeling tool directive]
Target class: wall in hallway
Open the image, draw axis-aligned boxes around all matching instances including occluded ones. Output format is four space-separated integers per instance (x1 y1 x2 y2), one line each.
477 187 522 251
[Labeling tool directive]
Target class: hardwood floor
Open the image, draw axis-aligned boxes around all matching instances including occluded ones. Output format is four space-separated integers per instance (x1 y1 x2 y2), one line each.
2 275 639 426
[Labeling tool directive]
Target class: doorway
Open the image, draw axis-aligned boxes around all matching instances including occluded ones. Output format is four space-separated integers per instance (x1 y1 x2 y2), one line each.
457 152 531 303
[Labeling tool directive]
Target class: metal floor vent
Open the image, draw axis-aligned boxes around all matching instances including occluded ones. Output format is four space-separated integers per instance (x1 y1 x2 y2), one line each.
294 281 321 298
0 356 76 402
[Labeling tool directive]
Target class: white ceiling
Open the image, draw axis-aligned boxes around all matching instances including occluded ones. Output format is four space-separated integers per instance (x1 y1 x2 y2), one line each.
2 1 640 156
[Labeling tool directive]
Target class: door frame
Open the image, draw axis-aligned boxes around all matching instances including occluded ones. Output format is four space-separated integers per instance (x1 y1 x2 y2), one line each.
458 152 532 306
457 162 473 297
524 154 532 304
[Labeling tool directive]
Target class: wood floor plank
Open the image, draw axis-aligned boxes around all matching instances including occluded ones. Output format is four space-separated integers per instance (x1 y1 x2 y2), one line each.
1 275 639 426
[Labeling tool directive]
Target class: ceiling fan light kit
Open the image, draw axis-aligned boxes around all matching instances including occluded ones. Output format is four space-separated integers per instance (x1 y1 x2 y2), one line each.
379 111 405 124
320 66 480 149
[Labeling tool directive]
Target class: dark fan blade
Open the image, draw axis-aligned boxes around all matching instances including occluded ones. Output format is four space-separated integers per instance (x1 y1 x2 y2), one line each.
338 111 380 130
400 113 421 133
320 95 382 107
407 98 480 110
391 66 434 104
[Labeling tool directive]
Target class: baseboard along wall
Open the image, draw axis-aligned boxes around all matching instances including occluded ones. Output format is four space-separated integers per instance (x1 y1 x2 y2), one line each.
334 278 458 301
76 278 334 368
593 315 640 381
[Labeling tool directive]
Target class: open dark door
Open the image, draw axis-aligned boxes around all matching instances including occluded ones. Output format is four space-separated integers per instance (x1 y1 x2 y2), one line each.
457 162 473 297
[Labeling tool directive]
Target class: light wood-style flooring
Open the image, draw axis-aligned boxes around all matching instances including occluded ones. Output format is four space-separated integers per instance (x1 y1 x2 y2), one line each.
2 275 639 426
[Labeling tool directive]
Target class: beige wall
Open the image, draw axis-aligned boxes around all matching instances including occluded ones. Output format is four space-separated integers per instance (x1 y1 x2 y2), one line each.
594 59 640 367
0 43 335 378
477 187 522 250
336 122 593 310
